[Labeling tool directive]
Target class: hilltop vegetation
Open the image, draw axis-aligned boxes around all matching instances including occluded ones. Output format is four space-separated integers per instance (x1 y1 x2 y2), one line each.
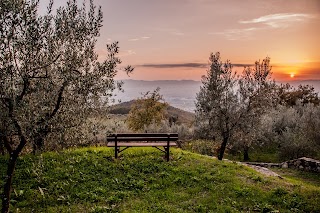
109 100 195 126
0 147 319 212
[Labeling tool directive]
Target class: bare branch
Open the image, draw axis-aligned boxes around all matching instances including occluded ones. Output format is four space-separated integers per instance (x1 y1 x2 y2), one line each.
3 136 13 154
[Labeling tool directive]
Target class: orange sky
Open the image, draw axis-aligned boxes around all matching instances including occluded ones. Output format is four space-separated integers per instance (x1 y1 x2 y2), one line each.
40 0 320 81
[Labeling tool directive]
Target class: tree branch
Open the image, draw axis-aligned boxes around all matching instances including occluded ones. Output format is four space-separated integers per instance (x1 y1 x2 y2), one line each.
7 98 27 154
3 135 13 154
49 81 67 119
36 81 68 126
30 54 61 78
16 77 29 102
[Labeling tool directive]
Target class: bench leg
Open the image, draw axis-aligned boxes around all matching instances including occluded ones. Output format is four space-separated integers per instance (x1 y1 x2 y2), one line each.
165 146 169 162
166 138 170 161
115 146 119 159
115 138 118 159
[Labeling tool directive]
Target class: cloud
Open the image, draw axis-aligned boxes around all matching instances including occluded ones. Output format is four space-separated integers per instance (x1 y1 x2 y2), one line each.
128 36 151 41
106 38 113 44
119 50 136 57
138 63 252 69
239 13 315 28
152 27 185 36
233 63 254 67
209 27 259 40
211 13 317 40
139 63 207 69
171 32 185 36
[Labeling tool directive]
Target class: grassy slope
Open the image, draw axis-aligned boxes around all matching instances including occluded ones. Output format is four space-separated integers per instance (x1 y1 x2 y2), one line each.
1 148 319 212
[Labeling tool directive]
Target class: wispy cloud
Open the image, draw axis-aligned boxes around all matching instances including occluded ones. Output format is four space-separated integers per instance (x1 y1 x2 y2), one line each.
128 36 151 42
139 63 207 69
211 13 317 40
240 13 316 28
209 27 259 40
152 27 185 36
138 63 252 69
119 50 136 57
171 31 185 36
106 38 113 44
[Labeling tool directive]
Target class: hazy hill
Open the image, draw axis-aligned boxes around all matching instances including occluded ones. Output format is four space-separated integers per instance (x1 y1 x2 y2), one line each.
113 80 202 112
109 100 195 126
113 80 320 113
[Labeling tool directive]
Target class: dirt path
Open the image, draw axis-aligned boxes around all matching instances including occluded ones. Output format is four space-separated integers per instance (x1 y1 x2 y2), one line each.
213 157 282 178
243 164 282 178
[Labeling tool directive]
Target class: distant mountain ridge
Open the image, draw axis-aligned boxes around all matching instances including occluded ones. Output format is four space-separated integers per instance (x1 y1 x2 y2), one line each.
113 80 202 112
112 79 320 113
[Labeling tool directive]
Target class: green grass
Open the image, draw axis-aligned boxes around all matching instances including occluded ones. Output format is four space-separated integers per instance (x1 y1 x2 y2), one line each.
271 168 320 188
1 147 320 212
224 150 280 163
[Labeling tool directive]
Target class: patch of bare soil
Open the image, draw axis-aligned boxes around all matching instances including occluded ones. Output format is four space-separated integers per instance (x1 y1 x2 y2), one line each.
243 164 282 178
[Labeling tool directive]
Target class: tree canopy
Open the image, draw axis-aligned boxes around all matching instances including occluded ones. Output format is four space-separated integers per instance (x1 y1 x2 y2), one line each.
195 52 275 160
0 0 132 211
127 88 168 132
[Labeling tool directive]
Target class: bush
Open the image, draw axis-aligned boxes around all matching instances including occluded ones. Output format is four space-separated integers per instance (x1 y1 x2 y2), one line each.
144 120 193 142
258 104 320 161
182 140 220 156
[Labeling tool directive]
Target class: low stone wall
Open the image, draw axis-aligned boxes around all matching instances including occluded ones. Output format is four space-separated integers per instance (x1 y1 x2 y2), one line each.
246 157 320 173
245 162 281 168
281 157 320 173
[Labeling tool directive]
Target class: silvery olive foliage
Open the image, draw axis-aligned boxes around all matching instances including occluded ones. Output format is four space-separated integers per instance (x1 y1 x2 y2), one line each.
195 52 238 160
258 103 320 160
195 52 275 160
0 0 132 152
127 88 168 132
235 57 277 160
145 120 193 141
0 0 132 211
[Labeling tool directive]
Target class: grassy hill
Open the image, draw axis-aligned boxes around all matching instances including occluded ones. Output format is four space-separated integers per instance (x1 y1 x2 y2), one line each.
1 148 319 212
109 100 195 126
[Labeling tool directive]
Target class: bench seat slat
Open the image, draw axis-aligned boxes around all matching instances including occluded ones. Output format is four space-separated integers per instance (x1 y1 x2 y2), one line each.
107 137 178 142
107 142 178 147
107 133 178 137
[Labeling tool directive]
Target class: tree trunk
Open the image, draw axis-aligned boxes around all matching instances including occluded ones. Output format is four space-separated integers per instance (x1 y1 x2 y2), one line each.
0 136 4 155
2 152 18 213
33 135 45 154
218 134 229 160
243 146 250 161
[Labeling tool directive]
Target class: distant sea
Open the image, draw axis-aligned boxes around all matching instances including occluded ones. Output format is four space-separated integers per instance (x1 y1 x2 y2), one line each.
113 79 320 112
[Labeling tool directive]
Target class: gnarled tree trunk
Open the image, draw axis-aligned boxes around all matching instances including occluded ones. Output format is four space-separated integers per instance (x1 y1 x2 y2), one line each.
218 132 229 160
243 145 250 161
2 152 19 213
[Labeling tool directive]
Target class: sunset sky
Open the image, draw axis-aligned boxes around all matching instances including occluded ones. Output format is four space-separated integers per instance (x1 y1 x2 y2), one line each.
41 0 320 81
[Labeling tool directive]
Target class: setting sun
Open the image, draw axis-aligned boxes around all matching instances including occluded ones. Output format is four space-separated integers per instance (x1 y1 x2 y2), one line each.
290 74 295 78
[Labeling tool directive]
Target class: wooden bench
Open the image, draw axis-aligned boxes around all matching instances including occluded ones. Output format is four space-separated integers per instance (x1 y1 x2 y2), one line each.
106 133 178 161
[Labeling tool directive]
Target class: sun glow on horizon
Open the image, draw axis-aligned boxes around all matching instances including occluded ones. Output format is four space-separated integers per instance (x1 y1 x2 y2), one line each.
290 73 295 78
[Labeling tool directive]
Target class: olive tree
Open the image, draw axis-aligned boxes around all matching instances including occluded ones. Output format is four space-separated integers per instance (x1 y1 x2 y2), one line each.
0 0 132 212
195 52 239 160
277 84 320 106
236 58 276 160
195 52 275 160
127 88 168 132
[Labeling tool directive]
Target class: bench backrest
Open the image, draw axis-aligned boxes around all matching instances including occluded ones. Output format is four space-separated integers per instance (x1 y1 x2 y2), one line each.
107 133 178 142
